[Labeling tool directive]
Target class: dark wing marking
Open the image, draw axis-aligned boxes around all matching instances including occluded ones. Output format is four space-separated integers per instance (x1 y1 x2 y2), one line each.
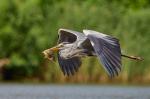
83 30 122 77
57 52 82 76
80 38 94 51
58 28 86 44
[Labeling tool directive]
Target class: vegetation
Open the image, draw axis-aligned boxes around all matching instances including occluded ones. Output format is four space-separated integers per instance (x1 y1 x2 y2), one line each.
0 0 150 84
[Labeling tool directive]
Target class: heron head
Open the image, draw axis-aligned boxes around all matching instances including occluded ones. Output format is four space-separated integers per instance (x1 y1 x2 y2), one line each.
42 43 65 61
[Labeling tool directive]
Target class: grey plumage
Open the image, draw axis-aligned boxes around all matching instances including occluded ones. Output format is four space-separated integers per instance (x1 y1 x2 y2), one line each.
84 30 121 77
57 29 122 77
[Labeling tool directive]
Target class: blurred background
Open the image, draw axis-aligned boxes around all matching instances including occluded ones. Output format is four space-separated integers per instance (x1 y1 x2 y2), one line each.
0 0 150 85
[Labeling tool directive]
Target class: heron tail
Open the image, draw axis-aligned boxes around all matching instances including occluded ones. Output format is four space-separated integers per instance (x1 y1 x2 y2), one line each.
121 54 143 61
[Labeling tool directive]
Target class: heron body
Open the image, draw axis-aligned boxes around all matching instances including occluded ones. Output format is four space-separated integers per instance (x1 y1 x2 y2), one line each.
42 29 142 77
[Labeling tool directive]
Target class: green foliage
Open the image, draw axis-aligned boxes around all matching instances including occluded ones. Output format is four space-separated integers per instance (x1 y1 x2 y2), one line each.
116 9 150 80
0 0 150 83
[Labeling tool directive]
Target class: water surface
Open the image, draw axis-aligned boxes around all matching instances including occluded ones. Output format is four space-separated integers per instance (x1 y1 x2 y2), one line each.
0 84 149 99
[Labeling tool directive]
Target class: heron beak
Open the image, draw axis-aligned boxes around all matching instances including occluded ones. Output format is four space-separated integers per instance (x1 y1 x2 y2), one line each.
50 46 59 52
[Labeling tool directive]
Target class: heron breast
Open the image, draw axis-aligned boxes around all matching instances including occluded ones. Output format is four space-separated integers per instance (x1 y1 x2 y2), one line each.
59 48 73 59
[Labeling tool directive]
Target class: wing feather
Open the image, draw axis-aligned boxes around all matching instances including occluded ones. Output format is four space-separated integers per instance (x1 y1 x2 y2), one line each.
58 29 86 44
83 30 122 77
57 53 81 76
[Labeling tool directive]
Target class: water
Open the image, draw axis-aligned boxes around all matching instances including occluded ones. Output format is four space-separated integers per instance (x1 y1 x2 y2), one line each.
0 84 149 99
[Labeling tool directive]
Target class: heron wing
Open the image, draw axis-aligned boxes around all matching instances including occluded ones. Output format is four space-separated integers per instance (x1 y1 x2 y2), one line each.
58 28 86 44
58 53 82 76
83 30 122 77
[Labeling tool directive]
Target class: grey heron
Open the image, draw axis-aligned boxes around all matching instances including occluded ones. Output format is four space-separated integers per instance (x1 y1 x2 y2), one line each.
42 29 142 77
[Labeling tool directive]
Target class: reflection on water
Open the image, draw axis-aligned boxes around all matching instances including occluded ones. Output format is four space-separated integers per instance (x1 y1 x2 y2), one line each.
0 84 149 99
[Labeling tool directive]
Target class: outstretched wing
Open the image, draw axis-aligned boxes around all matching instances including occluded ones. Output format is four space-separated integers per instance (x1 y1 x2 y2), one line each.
58 28 86 44
83 30 122 77
57 29 84 76
58 53 81 76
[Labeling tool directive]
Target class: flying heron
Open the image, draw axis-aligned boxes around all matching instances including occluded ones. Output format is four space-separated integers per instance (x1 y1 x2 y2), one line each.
42 29 142 77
